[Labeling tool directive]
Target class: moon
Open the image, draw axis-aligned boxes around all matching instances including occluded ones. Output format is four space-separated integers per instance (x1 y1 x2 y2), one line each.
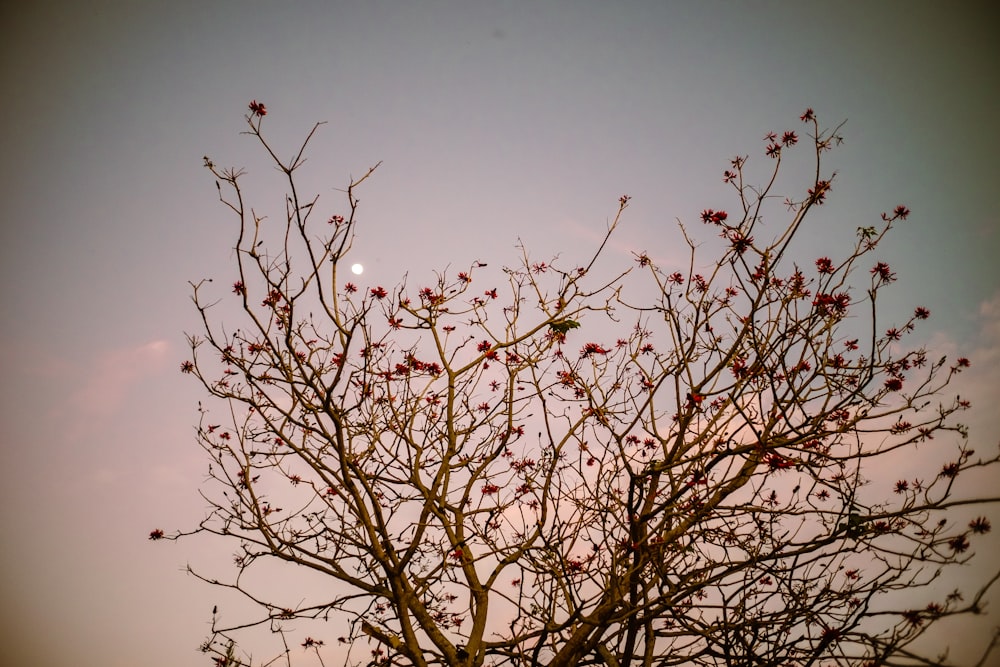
351 263 364 275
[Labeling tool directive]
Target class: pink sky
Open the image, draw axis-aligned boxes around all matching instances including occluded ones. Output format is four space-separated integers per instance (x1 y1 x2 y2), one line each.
1 3 998 666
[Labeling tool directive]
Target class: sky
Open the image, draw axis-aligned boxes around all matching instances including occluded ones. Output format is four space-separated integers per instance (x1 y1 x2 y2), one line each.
1 2 998 666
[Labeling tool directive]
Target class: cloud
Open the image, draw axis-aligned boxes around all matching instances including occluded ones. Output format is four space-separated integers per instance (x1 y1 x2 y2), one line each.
975 291 1000 361
955 291 1000 435
67 339 171 430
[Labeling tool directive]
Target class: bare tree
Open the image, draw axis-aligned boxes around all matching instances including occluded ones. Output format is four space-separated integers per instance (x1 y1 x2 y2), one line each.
154 102 1000 667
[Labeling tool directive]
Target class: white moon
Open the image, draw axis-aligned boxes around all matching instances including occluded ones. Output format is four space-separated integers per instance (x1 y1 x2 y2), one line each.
351 263 364 275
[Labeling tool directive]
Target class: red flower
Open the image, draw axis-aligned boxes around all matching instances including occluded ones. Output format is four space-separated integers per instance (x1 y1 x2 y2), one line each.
344 282 357 293
481 482 500 495
262 289 282 307
820 627 841 643
894 480 909 494
248 100 267 117
871 262 896 284
728 231 753 254
807 180 831 204
700 209 728 225
781 131 798 147
148 529 165 540
791 359 811 374
815 257 836 274
812 292 850 317
969 517 992 534
581 342 610 357
180 360 195 373
232 281 246 296
884 377 903 391
893 205 910 220
914 307 930 320
668 272 684 285
370 286 388 299
956 357 970 368
800 108 815 122
940 462 960 478
766 453 794 471
947 534 970 553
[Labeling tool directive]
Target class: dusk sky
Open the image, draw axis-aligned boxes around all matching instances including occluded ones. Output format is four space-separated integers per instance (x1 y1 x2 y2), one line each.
1 2 998 666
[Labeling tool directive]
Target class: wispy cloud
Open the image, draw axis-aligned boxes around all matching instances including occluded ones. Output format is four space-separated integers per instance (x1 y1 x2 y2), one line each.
66 339 172 435
941 290 1000 433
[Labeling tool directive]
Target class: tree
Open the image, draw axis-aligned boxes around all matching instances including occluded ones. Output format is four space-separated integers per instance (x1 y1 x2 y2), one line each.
155 101 1000 667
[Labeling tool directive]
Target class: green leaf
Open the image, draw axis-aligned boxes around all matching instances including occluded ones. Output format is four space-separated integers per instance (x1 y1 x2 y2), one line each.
549 319 580 334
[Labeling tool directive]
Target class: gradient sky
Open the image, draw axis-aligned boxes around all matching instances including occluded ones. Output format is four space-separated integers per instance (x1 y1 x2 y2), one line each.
1 2 998 666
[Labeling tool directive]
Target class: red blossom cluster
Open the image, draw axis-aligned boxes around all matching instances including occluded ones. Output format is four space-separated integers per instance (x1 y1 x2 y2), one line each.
969 517 992 534
882 205 911 221
884 377 903 392
815 257 836 274
763 129 799 158
766 454 795 471
727 230 754 254
581 342 610 357
871 262 896 285
807 179 832 205
812 292 850 318
700 208 728 225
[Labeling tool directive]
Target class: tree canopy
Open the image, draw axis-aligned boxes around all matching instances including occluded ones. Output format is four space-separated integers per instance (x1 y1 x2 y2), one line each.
156 103 1000 667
